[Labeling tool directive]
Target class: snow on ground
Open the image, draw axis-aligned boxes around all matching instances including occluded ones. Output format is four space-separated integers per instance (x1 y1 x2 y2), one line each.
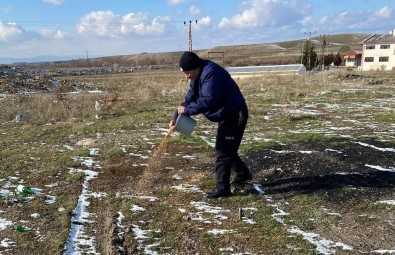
365 164 395 173
356 142 395 152
1 89 395 254
288 226 354 255
1 132 394 255
64 149 102 255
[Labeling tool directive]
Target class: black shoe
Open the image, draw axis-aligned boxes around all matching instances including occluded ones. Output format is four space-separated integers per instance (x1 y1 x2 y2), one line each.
206 190 232 199
231 174 252 185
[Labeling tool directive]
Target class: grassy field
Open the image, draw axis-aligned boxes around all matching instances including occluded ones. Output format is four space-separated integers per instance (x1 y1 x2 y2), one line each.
1 67 395 255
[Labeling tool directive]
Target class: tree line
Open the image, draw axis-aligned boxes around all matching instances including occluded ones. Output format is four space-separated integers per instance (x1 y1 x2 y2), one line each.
301 40 343 71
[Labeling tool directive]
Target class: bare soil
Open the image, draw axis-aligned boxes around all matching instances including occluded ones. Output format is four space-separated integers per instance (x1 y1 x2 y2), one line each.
81 135 395 254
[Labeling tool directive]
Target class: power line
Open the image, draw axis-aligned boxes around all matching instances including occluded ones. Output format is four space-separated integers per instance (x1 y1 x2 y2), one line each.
305 31 316 40
319 34 328 70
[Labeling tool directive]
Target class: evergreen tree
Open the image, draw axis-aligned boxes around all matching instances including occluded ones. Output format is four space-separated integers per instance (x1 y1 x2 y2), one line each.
301 40 318 71
333 52 342 67
324 52 335 67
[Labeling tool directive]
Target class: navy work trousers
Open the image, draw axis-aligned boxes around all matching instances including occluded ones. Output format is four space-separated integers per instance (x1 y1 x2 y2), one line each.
214 108 250 192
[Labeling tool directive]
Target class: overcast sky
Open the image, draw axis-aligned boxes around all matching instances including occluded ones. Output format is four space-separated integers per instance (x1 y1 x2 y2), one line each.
0 0 394 60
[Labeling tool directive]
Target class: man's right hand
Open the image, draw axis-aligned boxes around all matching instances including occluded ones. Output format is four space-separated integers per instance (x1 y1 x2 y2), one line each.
169 119 176 128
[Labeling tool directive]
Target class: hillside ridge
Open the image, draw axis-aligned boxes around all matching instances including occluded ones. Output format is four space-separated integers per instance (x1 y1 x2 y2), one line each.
7 33 370 66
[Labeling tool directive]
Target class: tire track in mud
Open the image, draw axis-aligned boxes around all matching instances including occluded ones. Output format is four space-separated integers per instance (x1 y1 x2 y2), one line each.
96 208 117 255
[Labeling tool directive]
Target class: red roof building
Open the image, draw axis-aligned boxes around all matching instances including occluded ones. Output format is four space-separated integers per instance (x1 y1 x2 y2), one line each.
343 50 362 67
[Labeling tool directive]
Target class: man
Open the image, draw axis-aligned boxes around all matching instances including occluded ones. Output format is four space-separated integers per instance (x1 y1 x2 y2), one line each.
169 51 252 199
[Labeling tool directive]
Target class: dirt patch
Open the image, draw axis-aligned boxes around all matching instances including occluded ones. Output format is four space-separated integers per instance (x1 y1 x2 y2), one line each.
244 137 395 253
78 136 395 254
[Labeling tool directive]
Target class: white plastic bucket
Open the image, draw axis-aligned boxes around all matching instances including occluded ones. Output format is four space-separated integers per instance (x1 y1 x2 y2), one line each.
175 114 197 135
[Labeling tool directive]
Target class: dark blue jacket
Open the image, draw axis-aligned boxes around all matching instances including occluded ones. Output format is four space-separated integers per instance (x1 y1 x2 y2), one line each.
174 60 247 122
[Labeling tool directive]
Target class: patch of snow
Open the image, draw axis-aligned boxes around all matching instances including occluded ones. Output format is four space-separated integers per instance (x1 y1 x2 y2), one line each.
0 218 13 230
0 189 11 198
185 213 207 221
325 149 343 154
131 205 146 212
116 212 124 228
179 154 196 159
207 229 235 235
242 218 256 224
328 126 352 131
271 206 289 224
64 152 101 255
288 226 353 255
219 247 234 252
375 200 395 206
171 184 203 193
129 195 159 202
90 192 107 198
89 148 99 156
31 213 40 219
131 224 160 255
371 250 395 254
271 150 292 154
45 195 56 205
365 164 395 173
355 142 395 152
191 201 230 214
0 238 15 248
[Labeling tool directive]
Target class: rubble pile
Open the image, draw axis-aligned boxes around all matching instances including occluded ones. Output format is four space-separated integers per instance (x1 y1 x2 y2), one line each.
0 66 95 94
335 73 395 86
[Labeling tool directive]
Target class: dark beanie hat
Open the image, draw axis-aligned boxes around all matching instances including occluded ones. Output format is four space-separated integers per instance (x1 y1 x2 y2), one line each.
179 51 203 71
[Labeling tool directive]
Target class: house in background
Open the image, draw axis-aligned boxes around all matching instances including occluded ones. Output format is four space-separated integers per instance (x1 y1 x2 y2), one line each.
343 50 362 67
361 29 395 71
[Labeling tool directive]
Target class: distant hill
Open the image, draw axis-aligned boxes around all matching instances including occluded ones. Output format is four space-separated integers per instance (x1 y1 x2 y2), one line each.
197 33 369 66
5 33 371 67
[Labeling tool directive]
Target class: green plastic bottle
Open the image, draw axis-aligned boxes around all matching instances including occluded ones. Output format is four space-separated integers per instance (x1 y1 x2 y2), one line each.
14 224 27 232
16 185 33 196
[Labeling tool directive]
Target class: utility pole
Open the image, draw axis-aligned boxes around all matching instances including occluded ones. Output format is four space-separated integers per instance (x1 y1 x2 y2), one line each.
184 20 197 52
305 31 316 70
86 50 89 67
300 40 307 64
305 31 316 40
320 35 328 70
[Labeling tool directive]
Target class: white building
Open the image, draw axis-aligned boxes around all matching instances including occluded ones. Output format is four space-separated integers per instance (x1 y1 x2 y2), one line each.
361 29 395 71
